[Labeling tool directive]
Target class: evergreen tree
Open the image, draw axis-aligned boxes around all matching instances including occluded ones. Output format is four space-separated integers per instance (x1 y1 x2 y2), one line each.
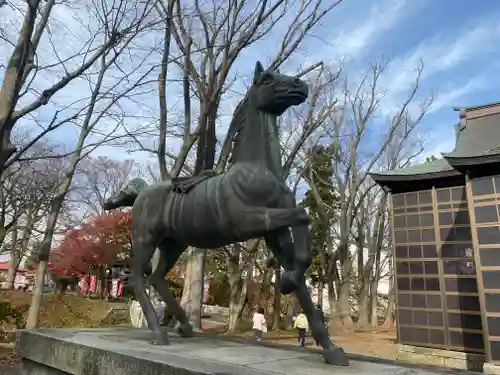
301 144 339 306
424 154 438 163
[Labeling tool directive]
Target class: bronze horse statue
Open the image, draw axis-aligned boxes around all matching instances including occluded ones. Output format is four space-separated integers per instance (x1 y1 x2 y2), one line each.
104 61 348 366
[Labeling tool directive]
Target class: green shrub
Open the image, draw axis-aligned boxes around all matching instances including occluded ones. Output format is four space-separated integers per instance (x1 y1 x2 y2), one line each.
0 301 28 329
209 273 230 307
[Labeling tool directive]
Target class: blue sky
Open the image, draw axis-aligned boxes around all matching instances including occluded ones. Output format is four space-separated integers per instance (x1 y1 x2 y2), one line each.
3 0 500 168
314 0 500 158
96 0 500 165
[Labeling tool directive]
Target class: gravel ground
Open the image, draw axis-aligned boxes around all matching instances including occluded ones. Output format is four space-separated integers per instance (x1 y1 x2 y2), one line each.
0 363 19 375
0 345 19 375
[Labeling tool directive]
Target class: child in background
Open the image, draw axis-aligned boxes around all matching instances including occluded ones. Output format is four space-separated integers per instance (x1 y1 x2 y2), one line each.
252 307 267 341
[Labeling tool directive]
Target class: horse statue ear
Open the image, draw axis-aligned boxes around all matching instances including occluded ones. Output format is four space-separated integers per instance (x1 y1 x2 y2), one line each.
253 61 264 83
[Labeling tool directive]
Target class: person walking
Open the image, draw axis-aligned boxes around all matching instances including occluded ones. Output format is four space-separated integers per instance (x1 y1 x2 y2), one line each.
252 307 267 341
293 310 309 347
314 304 326 346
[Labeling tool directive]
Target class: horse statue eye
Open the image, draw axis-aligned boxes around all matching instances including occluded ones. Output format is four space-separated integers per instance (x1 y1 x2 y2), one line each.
261 74 273 84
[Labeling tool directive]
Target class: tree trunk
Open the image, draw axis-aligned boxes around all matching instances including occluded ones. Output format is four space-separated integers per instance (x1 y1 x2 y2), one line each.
26 260 48 328
370 203 385 328
370 282 378 328
337 281 352 326
318 277 324 308
327 278 336 322
358 247 378 329
370 254 381 329
357 279 370 329
0 227 8 253
5 228 18 289
382 258 395 328
227 274 247 332
226 247 248 333
272 263 281 330
180 247 205 330
99 267 106 299
55 279 66 298
0 0 41 178
336 253 353 326
259 265 273 307
26 194 70 328
19 206 34 258
383 286 395 328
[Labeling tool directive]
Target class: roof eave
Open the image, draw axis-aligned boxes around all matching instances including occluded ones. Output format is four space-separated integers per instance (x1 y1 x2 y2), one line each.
452 101 500 112
444 153 500 167
370 169 461 184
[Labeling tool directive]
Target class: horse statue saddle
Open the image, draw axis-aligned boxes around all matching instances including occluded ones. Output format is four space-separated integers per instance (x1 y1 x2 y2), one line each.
171 169 219 194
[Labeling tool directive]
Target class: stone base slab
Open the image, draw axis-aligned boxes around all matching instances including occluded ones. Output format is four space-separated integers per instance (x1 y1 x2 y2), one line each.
395 343 485 372
484 363 500 375
15 328 452 375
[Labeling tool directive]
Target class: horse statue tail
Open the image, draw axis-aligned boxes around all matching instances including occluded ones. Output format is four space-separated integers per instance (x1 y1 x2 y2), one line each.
103 178 149 210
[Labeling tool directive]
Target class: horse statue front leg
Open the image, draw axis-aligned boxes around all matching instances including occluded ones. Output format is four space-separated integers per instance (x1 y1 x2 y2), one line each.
235 204 310 293
265 227 349 366
281 223 312 294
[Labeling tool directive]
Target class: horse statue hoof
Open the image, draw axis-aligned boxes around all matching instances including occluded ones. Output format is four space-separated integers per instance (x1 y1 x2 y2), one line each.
322 346 349 366
151 334 170 346
280 271 299 295
177 323 195 337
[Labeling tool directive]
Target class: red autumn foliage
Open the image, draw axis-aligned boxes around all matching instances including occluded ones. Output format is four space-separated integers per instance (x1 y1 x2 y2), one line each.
50 211 132 277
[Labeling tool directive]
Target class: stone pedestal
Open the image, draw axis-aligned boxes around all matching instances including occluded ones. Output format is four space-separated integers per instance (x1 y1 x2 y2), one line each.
395 343 485 372
484 363 500 375
16 328 450 375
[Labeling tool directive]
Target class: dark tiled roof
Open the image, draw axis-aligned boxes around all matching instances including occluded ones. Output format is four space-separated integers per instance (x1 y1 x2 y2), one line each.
452 101 500 111
444 112 500 159
371 102 500 182
371 158 454 177
370 158 461 185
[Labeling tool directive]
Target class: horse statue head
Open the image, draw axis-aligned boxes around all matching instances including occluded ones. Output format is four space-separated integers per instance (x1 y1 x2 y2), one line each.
227 61 309 177
249 61 309 115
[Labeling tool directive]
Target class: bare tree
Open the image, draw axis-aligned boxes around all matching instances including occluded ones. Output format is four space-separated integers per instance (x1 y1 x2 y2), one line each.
24 0 160 328
0 138 69 288
0 0 134 175
354 112 426 329
75 156 136 216
354 185 387 329
320 59 433 326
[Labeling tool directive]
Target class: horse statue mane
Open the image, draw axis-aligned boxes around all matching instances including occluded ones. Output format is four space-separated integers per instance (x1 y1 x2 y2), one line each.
226 66 281 166
227 94 249 164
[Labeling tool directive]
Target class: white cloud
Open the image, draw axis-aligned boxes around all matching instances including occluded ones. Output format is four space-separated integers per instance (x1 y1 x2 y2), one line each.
427 76 487 115
374 13 500 121
382 16 500 98
311 0 409 63
329 0 408 60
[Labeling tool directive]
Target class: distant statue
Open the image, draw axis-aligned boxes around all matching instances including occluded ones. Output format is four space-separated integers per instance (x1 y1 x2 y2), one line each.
104 61 348 366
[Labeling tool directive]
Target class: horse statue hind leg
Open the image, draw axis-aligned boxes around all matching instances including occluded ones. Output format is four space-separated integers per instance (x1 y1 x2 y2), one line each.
148 238 195 338
130 191 197 345
105 180 194 345
128 232 170 345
